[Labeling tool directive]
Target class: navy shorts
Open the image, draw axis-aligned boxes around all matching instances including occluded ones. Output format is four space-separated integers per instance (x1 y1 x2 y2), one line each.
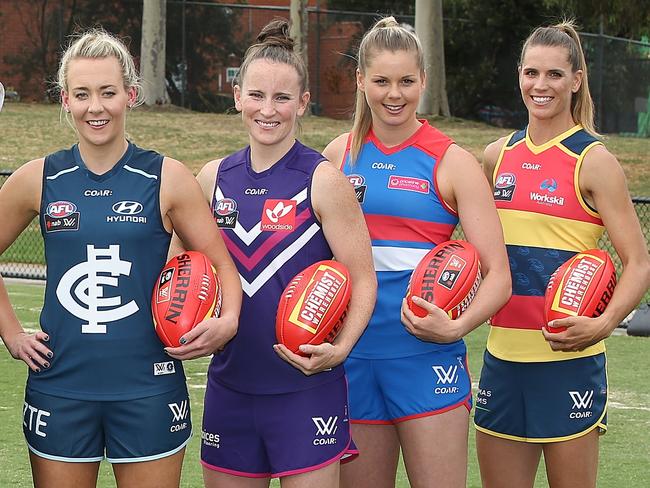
345 348 472 424
201 375 357 478
23 385 192 463
474 350 607 442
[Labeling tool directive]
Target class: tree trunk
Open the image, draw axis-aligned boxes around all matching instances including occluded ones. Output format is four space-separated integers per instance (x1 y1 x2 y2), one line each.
415 0 450 116
141 0 169 105
290 0 310 113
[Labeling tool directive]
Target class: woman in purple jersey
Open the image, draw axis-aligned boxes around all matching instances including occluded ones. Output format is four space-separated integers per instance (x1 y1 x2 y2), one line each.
476 21 650 488
323 17 510 488
173 19 376 488
0 29 241 488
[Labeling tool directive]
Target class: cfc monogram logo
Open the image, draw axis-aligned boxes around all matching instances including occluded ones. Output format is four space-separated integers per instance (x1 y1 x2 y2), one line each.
56 245 139 333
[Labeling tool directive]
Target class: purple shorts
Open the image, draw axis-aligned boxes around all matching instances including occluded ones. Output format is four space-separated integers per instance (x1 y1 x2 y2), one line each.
201 374 357 478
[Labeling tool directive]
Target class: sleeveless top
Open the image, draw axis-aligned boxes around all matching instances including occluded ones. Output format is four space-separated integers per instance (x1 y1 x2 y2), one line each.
341 120 465 358
488 125 606 362
31 143 184 400
208 140 343 394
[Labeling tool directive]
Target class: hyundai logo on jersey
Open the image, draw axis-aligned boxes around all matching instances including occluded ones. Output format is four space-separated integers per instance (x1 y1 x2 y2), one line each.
112 201 144 215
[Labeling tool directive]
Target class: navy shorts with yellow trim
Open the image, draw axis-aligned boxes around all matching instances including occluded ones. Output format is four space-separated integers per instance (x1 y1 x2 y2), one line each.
345 348 472 424
474 350 607 442
23 384 192 463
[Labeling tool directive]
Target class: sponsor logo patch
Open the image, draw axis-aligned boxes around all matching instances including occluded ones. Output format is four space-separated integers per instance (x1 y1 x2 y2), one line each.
530 178 564 206
153 361 176 376
168 401 189 432
387 175 430 194
568 390 594 419
312 416 338 446
261 199 296 231
494 172 516 201
347 174 367 203
214 198 239 229
45 200 80 232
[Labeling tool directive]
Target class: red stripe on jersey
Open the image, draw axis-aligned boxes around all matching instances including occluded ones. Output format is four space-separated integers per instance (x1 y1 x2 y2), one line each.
364 213 456 245
491 294 545 330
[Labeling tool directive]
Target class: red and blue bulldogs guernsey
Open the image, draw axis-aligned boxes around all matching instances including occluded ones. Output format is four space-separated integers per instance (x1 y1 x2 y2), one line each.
342 120 464 359
489 125 606 362
209 140 342 394
31 143 184 400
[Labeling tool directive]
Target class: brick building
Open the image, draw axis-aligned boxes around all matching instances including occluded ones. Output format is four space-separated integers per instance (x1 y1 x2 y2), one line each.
0 0 361 118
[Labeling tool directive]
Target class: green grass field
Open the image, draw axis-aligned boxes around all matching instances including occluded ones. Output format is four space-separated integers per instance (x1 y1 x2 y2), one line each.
0 103 648 485
0 282 649 487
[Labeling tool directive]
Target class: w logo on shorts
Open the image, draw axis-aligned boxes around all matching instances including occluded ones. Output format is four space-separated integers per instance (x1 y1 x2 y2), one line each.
169 401 189 422
569 390 594 409
312 416 338 436
432 365 458 384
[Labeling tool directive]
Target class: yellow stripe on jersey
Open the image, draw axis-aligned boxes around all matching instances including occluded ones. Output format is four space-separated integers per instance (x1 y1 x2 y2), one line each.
486 326 605 363
498 209 605 252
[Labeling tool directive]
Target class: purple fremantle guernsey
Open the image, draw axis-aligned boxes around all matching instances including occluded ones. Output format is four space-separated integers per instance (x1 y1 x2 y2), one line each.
208 140 343 394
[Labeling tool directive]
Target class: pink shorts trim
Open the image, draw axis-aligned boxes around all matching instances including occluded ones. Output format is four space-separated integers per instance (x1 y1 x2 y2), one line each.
351 395 472 425
201 438 358 479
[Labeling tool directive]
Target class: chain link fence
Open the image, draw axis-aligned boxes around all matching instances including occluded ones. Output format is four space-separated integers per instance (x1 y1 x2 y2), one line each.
1 171 648 304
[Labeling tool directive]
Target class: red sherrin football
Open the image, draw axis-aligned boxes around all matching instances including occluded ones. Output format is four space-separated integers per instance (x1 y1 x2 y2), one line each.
406 240 482 319
152 251 222 347
544 249 616 333
276 260 352 356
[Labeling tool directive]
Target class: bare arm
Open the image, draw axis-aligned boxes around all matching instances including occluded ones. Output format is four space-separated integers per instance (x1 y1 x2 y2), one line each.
0 159 52 371
321 133 349 170
401 145 511 342
274 161 377 375
543 145 650 350
161 157 242 360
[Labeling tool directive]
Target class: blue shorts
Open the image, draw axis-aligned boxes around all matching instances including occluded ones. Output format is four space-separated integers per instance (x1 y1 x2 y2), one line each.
23 385 192 463
201 375 357 478
345 349 472 424
474 350 607 442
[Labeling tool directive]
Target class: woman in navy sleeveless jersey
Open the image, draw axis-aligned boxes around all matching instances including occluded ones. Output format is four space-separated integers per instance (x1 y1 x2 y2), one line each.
323 17 511 488
171 19 376 488
476 21 650 488
0 29 242 488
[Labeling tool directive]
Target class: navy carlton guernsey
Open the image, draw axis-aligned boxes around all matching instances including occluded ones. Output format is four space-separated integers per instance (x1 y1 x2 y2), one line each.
31 143 185 401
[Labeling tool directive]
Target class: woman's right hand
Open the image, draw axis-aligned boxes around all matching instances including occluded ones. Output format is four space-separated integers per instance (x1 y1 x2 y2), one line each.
5 330 52 372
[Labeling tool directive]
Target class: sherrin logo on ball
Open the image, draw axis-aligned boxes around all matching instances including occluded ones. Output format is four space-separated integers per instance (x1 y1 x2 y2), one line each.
544 249 616 333
276 260 352 356
406 240 482 319
152 251 222 347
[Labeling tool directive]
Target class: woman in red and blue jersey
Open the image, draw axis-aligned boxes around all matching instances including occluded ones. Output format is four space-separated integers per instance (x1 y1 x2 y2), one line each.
475 20 650 488
323 17 511 488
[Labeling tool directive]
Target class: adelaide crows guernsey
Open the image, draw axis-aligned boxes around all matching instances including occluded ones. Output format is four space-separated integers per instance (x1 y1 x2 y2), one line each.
489 125 606 362
209 140 342 394
31 143 183 400
342 120 464 359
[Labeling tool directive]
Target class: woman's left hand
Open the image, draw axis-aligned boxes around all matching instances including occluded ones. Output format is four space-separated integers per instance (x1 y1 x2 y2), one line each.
164 314 239 360
273 342 345 376
401 296 463 343
542 315 610 352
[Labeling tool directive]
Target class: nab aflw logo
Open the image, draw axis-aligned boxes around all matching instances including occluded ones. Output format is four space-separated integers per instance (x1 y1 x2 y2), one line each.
312 416 338 445
56 245 138 333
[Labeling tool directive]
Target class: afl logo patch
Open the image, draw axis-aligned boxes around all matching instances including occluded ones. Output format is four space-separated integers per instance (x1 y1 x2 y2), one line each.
112 201 143 215
214 198 239 229
47 201 76 218
494 172 516 202
347 174 367 203
45 201 80 232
